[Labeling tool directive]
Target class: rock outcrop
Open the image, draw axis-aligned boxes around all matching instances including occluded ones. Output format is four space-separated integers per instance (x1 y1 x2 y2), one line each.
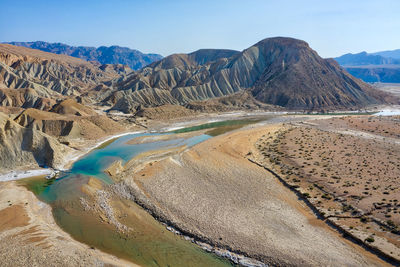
50 99 97 116
0 111 73 170
0 88 55 110
14 107 124 140
185 91 280 113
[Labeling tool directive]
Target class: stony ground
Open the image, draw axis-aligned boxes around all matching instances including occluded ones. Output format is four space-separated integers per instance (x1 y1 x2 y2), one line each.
253 115 400 263
117 121 389 266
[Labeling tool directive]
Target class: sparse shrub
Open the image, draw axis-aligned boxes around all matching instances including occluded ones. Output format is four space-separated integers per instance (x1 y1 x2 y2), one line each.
321 194 332 200
365 237 375 243
387 220 396 227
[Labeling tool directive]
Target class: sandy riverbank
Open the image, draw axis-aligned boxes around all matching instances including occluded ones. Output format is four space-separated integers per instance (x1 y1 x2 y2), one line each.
0 169 53 182
0 181 139 267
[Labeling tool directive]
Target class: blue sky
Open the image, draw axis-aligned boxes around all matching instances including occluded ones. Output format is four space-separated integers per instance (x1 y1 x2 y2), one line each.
1 0 399 57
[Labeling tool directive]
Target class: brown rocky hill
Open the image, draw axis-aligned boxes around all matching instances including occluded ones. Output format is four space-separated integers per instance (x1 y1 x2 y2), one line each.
249 38 392 109
50 99 97 116
106 37 395 111
185 91 281 113
1 38 396 113
0 44 132 106
0 46 133 172
0 87 55 110
148 49 239 70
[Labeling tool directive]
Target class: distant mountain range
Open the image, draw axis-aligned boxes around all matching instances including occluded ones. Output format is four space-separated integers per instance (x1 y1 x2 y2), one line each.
335 50 400 83
335 51 400 66
372 49 400 59
4 41 163 70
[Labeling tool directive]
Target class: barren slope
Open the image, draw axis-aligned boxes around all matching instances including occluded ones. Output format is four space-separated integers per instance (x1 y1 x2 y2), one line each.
0 111 74 171
0 44 132 106
107 37 393 112
14 106 124 140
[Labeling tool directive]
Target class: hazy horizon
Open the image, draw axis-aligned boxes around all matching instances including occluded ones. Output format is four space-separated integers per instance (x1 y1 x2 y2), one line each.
1 0 400 58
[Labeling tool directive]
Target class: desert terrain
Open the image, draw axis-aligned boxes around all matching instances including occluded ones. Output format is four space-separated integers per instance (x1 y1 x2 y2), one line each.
97 115 394 266
251 115 400 263
1 36 400 266
0 112 399 266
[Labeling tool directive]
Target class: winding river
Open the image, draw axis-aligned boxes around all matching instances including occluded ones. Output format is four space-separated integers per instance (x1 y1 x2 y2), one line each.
22 129 236 266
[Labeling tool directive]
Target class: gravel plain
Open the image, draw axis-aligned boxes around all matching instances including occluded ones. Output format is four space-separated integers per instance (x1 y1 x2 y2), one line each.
118 122 388 266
